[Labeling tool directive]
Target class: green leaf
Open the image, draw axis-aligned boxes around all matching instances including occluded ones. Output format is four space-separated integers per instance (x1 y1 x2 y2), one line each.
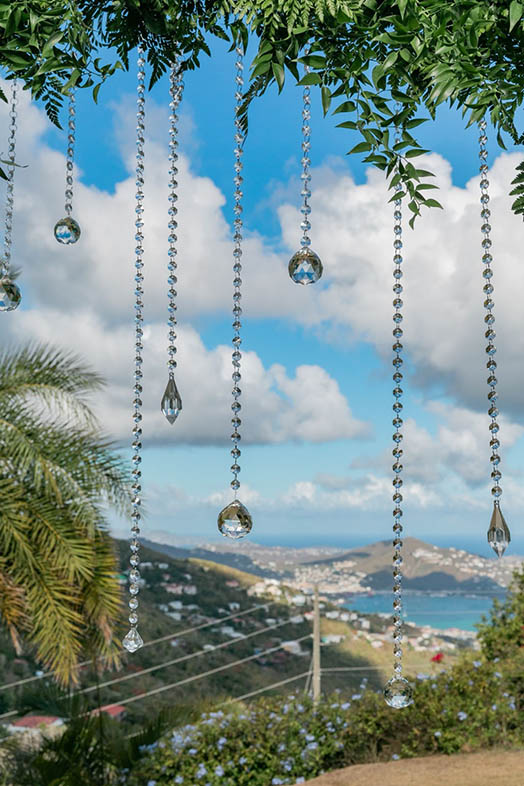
333 100 356 115
272 62 285 92
321 86 332 115
423 198 443 208
398 0 409 20
509 1 523 31
348 141 373 154
299 72 322 86
405 148 430 158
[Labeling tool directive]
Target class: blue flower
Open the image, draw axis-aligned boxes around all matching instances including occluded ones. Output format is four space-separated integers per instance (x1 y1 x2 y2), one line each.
307 742 318 751
295 779 305 784
473 660 481 668
351 693 362 700
495 671 502 679
392 754 400 760
147 781 156 786
492 704 497 711
272 778 284 785
341 702 350 710
174 777 183 784
305 734 315 742
215 766 224 776
239 756 247 765
434 731 442 738
188 748 197 755
278 743 286 752
457 711 468 721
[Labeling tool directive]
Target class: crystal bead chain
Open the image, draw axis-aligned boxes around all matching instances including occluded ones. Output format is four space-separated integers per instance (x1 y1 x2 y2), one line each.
479 123 502 497
230 45 245 498
479 122 511 557
2 80 18 278
391 127 405 680
288 46 322 286
167 60 183 378
64 91 76 217
383 119 413 709
123 49 146 654
300 47 312 250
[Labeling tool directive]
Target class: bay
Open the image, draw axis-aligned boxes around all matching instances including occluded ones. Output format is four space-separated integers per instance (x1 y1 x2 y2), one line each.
343 591 506 632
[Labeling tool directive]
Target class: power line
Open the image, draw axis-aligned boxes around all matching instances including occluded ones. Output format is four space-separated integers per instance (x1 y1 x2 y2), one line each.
0 602 273 694
227 672 310 703
78 619 292 696
100 634 312 711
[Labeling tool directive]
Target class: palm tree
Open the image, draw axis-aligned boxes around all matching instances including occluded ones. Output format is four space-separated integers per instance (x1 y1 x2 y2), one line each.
0 344 129 684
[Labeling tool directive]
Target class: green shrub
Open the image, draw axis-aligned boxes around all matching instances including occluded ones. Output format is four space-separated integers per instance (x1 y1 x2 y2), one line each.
128 654 522 786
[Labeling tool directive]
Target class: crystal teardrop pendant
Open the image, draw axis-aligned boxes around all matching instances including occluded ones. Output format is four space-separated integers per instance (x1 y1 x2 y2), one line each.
218 499 252 540
161 375 182 424
0 278 21 311
383 676 414 709
122 627 144 653
487 501 510 558
288 248 323 285
54 217 81 244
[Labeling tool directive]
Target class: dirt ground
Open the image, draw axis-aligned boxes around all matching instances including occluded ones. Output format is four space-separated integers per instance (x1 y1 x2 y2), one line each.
305 750 524 786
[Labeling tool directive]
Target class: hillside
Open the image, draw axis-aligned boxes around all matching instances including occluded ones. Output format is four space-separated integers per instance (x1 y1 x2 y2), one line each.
1 538 446 729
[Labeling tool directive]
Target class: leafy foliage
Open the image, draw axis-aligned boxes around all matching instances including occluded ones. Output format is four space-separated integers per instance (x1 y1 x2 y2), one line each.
1 687 201 786
1 2 524 219
0 344 130 684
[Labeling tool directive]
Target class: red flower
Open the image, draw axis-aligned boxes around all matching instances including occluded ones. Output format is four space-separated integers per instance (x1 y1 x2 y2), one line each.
431 652 444 663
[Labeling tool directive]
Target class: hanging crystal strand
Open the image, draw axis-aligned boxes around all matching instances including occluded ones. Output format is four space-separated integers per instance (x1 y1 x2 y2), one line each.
0 80 21 312
384 118 413 709
161 58 183 425
54 90 81 244
288 45 323 285
478 122 511 557
122 49 147 654
217 43 253 540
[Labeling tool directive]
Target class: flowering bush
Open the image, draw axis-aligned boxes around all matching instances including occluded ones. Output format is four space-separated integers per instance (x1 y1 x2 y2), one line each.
129 656 522 785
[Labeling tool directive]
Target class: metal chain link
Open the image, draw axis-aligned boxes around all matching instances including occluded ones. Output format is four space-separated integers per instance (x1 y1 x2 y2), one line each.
64 91 76 216
2 81 18 278
300 47 312 249
123 49 146 653
167 59 184 379
478 122 502 500
230 45 245 497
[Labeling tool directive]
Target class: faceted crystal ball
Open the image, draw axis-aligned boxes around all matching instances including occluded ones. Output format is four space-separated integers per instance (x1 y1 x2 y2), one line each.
218 499 253 540
383 676 414 709
122 627 144 653
0 278 21 311
54 217 81 244
161 376 182 424
288 248 323 285
487 502 511 558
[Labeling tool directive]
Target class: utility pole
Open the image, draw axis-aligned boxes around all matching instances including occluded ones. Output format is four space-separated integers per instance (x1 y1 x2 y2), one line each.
312 583 321 704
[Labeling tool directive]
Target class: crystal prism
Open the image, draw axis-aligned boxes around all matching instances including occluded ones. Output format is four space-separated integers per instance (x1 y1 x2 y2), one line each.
383 676 413 709
54 217 81 244
122 627 143 653
487 501 510 558
218 499 252 540
288 248 323 285
0 278 21 311
161 376 182 424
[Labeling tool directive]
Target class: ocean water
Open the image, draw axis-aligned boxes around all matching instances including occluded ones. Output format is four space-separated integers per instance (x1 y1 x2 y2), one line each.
343 592 506 632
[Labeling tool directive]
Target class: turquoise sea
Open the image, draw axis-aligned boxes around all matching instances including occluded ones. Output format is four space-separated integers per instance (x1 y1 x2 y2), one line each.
343 592 506 632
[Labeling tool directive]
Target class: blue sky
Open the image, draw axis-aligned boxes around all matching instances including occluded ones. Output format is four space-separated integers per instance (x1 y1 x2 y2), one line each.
4 40 524 556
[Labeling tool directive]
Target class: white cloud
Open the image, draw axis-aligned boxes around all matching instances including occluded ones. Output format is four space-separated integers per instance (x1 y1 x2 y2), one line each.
1 86 367 447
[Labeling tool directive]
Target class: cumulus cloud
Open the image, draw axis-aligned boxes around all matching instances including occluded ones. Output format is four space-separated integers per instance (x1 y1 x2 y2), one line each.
0 86 367 447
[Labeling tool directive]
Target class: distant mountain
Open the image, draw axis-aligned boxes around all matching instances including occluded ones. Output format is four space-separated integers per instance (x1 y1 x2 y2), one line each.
141 538 283 579
143 534 523 595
